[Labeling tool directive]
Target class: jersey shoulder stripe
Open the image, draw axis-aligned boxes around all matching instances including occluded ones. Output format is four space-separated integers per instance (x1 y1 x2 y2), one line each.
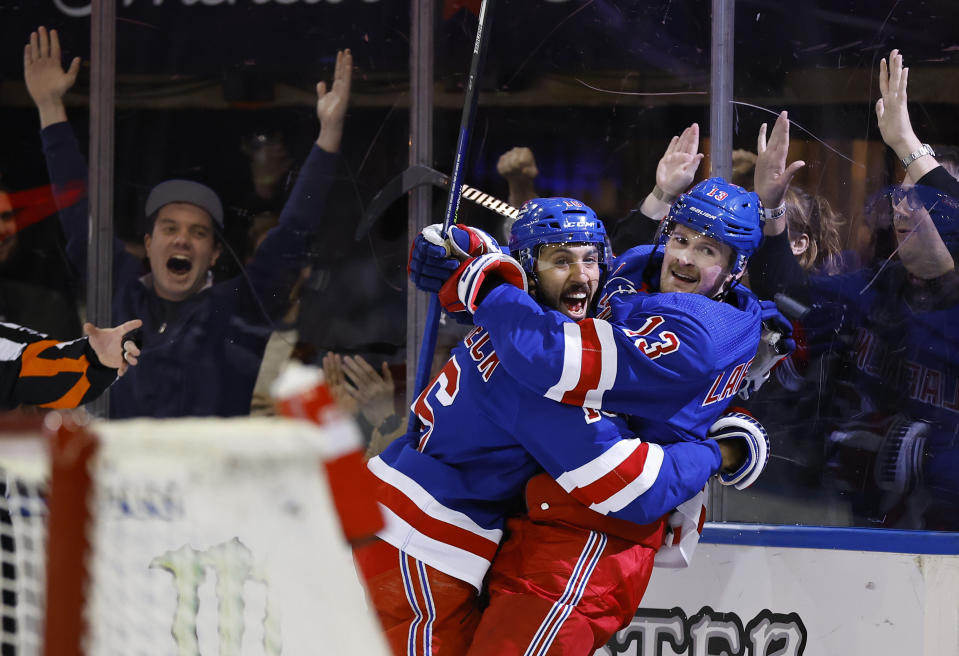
545 319 618 408
577 440 653 503
590 443 665 515
553 438 666 514
554 437 639 491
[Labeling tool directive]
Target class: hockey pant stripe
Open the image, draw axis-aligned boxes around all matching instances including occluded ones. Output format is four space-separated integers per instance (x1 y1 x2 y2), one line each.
522 530 607 656
400 551 437 655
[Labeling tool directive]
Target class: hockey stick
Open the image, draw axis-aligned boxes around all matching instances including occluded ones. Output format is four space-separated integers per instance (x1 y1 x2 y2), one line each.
409 0 496 432
354 164 519 240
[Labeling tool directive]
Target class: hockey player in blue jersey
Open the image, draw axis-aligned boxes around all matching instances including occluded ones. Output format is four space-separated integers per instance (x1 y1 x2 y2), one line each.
358 185 777 655
448 181 783 654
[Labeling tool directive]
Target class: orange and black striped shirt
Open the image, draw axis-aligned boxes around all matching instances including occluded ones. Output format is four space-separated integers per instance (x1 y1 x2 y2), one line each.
0 322 118 409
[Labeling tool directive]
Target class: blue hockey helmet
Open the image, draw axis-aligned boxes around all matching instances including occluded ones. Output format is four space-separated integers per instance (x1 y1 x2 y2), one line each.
661 177 764 274
509 197 609 277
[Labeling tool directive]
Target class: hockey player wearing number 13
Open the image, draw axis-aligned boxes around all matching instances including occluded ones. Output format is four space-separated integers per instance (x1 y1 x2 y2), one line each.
359 182 782 655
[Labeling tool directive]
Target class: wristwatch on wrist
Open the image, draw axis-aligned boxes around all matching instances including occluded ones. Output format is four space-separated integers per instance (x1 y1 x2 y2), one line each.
651 186 677 204
762 204 787 221
900 143 935 169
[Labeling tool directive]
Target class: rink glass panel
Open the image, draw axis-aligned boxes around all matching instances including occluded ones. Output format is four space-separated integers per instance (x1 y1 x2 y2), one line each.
0 0 956 531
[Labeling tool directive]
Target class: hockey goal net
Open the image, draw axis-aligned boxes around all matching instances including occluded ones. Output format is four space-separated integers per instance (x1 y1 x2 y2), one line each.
0 411 388 656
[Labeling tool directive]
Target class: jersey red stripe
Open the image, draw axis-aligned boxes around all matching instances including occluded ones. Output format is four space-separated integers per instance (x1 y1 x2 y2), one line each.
378 484 500 562
572 441 651 506
561 319 603 407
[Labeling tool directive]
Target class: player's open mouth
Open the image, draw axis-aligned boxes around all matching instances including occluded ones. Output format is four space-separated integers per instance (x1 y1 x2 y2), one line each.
562 288 589 315
670 269 697 284
167 255 192 276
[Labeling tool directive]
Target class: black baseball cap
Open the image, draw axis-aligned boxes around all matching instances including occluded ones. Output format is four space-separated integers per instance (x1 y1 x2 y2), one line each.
144 179 223 228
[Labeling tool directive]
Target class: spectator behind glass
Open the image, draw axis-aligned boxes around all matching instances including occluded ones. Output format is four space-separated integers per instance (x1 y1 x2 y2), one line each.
782 186 845 276
215 129 298 281
0 183 81 340
25 26 352 418
745 50 959 530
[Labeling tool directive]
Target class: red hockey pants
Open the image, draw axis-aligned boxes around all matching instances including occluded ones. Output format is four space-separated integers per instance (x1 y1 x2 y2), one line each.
465 516 662 656
354 538 483 656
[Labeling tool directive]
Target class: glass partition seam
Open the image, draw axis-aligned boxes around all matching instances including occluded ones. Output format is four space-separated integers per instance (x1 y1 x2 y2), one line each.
407 0 434 413
87 0 116 418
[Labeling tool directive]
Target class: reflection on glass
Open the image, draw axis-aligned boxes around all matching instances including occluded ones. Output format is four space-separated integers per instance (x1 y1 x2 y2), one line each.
0 0 955 532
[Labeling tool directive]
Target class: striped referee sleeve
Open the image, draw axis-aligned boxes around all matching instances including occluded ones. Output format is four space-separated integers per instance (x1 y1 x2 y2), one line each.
0 322 117 409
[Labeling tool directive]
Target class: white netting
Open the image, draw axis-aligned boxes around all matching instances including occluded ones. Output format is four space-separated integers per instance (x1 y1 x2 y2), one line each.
0 416 389 656
0 434 50 656
84 416 388 656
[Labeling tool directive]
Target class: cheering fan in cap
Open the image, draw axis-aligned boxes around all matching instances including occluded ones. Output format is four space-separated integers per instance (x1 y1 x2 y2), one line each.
24 25 352 419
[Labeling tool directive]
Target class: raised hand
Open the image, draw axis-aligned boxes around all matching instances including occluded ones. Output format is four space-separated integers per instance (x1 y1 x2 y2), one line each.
496 147 539 208
876 49 916 153
316 49 353 153
84 318 143 376
656 123 704 200
754 111 805 211
24 26 80 128
876 50 935 183
497 146 539 182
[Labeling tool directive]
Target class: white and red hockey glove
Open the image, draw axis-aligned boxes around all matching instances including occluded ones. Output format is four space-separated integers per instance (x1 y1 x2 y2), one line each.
654 486 708 569
438 252 528 314
408 224 501 295
708 411 770 490
432 223 501 259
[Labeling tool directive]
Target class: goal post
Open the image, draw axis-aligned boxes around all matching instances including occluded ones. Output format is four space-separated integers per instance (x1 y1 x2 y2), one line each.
45 411 96 656
0 411 390 656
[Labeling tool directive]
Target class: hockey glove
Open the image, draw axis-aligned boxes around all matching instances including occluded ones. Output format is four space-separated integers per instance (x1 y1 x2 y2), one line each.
408 224 501 293
654 486 708 569
738 299 797 399
442 224 501 259
438 252 528 315
708 411 770 490
408 231 459 294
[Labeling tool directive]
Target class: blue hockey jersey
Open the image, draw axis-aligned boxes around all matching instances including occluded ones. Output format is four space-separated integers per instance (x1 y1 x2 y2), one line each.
474 245 764 439
369 245 762 590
